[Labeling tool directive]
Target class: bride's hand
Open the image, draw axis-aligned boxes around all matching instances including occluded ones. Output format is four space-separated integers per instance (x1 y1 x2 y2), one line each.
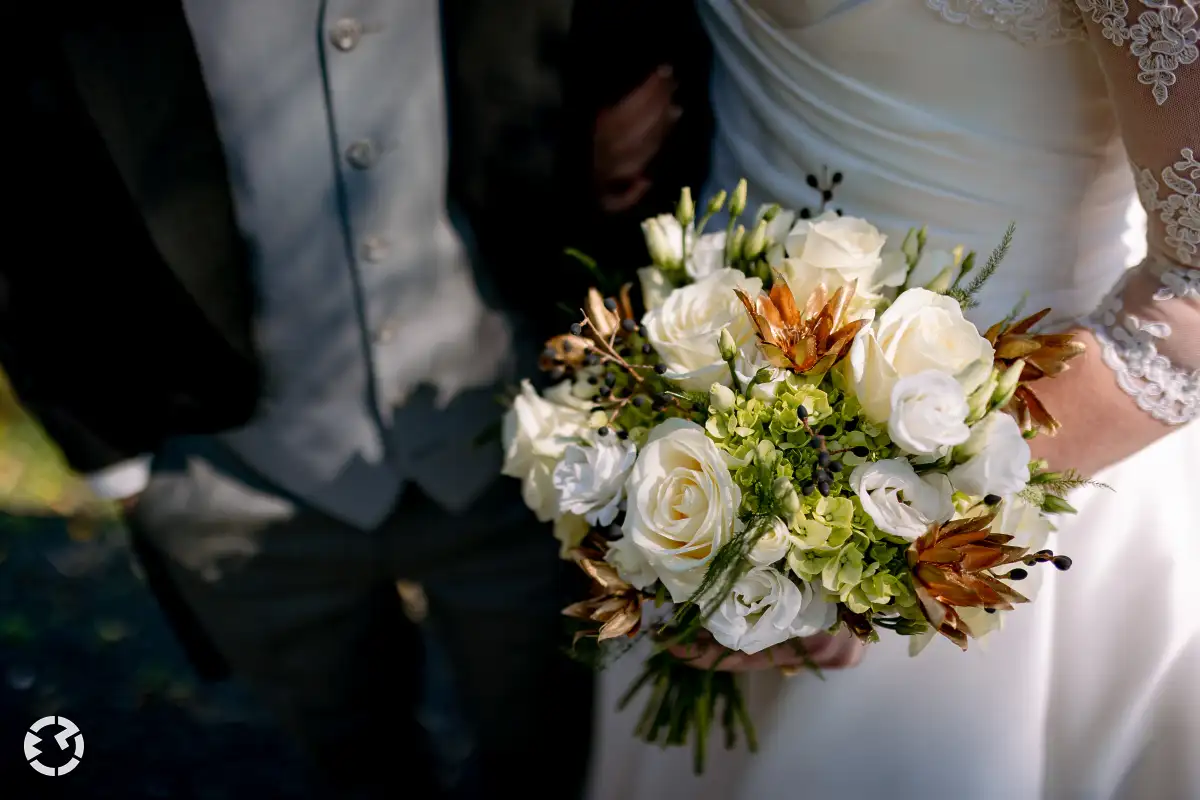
668 629 866 673
593 65 681 213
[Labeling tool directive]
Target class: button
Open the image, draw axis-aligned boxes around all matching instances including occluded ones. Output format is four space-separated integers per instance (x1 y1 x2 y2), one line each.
345 140 377 170
329 18 363 52
361 236 390 264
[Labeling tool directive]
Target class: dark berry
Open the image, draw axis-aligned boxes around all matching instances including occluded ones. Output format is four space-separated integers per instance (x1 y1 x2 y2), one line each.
817 451 831 467
984 607 997 614
984 494 1002 506
852 446 870 457
604 297 618 311
605 373 617 387
632 395 646 408
832 172 844 184
569 323 583 336
835 209 844 216
801 483 815 496
653 392 670 405
621 318 637 332
822 189 833 202
1007 568 1028 581
805 174 819 189
654 363 668 374
590 406 605 414
820 424 837 436
642 343 653 355
1052 555 1073 571
796 405 809 420
597 426 609 437
584 353 600 366
586 376 598 385
844 419 857 431
616 430 629 440
828 461 843 473
817 480 831 497
799 208 811 219
617 347 631 358
597 385 611 398
811 434 825 448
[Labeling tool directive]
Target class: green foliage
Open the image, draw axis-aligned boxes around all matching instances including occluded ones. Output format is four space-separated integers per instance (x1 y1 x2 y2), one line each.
946 222 1015 309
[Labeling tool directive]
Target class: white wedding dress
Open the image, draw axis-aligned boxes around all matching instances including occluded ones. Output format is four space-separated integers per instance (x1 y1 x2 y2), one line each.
588 1 1200 798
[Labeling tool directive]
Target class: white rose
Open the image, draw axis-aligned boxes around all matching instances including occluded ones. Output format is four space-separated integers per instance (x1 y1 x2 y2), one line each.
622 418 742 602
748 517 793 566
687 231 727 280
705 567 834 654
605 534 660 591
949 412 1031 498
780 213 904 303
553 513 590 558
553 436 637 527
849 287 994 423
887 370 972 456
850 458 954 540
642 268 763 392
502 380 589 522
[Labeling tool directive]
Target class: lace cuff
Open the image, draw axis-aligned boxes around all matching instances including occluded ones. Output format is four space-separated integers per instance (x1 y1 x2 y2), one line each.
1086 259 1200 424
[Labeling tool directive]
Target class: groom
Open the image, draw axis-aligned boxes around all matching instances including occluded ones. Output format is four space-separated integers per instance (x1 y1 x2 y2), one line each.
4 1 591 796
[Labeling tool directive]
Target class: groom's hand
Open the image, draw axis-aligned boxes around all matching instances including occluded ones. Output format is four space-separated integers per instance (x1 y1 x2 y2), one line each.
593 65 681 213
668 629 866 673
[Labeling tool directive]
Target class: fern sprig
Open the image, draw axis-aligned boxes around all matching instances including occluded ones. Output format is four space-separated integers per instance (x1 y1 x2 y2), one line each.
947 222 1015 309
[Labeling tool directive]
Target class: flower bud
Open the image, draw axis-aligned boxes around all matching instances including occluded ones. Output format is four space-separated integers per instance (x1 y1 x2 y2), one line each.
923 265 956 293
772 477 793 501
729 178 748 218
781 489 802 515
761 203 781 222
755 440 777 468
717 327 738 362
901 227 920 263
676 187 695 227
709 382 736 412
706 190 727 215
992 359 1025 408
957 250 976 278
917 225 928 252
727 224 746 263
742 219 768 261
1041 495 1077 515
967 369 1000 422
643 218 675 269
752 367 774 386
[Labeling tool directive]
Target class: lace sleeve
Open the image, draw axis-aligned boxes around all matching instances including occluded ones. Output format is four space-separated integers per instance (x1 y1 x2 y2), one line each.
1076 0 1199 424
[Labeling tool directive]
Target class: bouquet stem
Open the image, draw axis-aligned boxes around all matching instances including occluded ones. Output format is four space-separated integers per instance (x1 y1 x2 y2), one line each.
618 650 756 775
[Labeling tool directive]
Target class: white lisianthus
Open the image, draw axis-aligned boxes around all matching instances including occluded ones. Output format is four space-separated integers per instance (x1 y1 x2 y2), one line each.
642 269 763 392
687 231 727 280
622 418 742 602
553 513 590 558
887 370 972 456
638 267 673 313
848 287 994 423
553 436 637 527
604 534 660 591
748 517 792 566
949 412 1031 498
779 212 905 303
850 458 954 540
501 380 589 522
641 214 728 280
705 567 834 654
762 205 797 264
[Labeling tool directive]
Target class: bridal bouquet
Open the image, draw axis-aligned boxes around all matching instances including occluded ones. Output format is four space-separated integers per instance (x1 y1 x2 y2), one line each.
502 181 1090 771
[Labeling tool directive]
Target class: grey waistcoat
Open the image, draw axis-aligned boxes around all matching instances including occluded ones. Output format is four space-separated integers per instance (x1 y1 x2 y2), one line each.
183 0 518 528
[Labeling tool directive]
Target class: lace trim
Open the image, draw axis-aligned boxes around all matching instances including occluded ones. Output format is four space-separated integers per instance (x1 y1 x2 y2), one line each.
1135 147 1200 266
1086 266 1200 425
926 0 1088 44
1075 0 1199 105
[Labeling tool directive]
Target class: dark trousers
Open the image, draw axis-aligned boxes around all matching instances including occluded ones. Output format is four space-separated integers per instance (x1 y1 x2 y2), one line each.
130 436 594 798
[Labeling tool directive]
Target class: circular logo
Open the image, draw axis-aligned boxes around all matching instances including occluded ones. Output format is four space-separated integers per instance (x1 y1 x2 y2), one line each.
24 716 84 776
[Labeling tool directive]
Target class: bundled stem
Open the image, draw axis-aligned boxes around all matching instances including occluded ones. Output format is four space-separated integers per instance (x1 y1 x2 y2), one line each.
619 649 757 774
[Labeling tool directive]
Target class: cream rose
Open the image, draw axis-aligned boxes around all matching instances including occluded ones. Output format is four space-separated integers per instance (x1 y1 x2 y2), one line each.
642 268 763 392
850 458 954 540
949 412 1031 498
849 287 994 423
622 418 742 602
705 567 835 654
887 370 972 456
501 380 589 522
779 213 905 303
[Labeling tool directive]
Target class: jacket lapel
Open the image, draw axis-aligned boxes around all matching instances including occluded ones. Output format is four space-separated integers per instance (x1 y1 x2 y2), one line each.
57 1 256 360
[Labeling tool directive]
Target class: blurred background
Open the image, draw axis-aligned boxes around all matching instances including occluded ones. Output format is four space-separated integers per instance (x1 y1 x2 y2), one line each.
1 1 712 796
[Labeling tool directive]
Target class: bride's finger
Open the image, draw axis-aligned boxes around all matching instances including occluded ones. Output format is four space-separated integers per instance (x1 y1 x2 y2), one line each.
594 65 677 149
